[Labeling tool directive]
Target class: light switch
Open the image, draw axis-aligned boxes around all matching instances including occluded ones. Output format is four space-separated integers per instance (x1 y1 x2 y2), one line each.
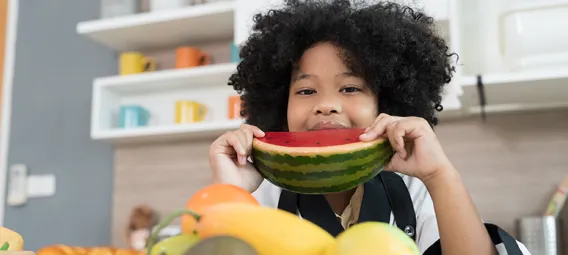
27 174 56 198
7 164 28 206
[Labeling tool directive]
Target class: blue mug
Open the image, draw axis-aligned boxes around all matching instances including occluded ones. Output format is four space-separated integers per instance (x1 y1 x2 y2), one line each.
230 43 241 63
118 105 150 128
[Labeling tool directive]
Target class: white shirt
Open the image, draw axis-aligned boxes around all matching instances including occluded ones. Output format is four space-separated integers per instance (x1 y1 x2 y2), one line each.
252 174 532 254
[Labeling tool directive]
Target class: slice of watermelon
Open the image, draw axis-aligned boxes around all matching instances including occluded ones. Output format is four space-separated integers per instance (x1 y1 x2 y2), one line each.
251 128 394 194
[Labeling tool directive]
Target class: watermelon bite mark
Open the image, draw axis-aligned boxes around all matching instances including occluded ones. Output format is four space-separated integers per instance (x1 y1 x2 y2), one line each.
257 128 365 147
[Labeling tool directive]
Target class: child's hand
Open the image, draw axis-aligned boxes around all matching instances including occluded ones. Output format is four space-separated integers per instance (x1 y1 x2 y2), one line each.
359 113 454 183
209 124 265 193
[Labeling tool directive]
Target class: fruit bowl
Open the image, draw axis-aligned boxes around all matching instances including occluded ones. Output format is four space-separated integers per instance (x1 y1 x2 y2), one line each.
251 128 394 194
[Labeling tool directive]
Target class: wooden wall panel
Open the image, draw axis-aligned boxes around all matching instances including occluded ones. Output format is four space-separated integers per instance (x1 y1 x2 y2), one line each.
111 108 568 247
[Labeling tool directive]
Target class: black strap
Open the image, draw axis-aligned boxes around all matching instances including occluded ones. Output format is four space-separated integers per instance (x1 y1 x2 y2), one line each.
298 194 344 237
355 175 392 226
485 223 524 255
423 223 525 255
380 172 417 241
277 171 415 240
277 188 297 214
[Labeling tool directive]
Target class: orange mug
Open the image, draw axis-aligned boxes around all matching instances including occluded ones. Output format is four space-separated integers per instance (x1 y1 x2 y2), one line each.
228 95 241 119
176 47 211 68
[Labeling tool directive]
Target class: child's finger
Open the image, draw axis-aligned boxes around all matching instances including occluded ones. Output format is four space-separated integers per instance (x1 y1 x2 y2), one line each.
360 114 400 141
226 133 247 165
242 124 265 137
386 121 407 158
239 128 255 154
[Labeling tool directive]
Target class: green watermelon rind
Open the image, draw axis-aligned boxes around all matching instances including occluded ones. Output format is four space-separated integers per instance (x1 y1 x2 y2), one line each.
251 138 394 194
252 142 392 169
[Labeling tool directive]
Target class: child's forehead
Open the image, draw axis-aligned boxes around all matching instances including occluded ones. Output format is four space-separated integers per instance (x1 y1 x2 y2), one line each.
292 43 356 75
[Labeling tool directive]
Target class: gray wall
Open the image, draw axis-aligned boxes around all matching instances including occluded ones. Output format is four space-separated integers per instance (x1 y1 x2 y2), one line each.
4 0 115 250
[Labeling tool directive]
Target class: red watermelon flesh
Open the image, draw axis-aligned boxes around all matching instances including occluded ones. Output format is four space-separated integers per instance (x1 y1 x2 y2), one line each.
256 128 366 147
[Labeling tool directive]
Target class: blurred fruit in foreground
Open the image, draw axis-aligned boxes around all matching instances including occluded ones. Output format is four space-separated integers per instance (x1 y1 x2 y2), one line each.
184 236 258 255
36 245 141 255
149 234 200 255
325 222 420 255
0 226 24 250
181 183 259 234
147 202 334 255
195 203 334 255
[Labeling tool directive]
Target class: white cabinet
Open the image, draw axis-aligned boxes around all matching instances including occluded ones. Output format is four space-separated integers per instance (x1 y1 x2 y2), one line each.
234 0 284 46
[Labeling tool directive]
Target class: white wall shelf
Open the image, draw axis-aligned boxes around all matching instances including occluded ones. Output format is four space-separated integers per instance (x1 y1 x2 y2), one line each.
459 68 568 114
94 63 237 93
92 119 243 144
77 1 235 51
91 63 241 143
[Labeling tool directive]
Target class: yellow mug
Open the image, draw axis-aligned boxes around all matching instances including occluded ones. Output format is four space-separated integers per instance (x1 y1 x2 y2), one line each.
119 52 156 75
175 100 208 124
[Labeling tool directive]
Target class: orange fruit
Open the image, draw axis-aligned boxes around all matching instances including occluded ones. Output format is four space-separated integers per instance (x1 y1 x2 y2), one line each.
37 245 67 255
180 184 259 234
73 247 89 255
88 247 115 255
115 248 141 255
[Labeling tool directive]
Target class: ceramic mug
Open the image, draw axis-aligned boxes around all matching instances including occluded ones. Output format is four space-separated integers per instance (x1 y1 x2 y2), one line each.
150 0 190 11
175 101 208 124
230 43 240 63
228 95 241 119
119 52 156 75
176 47 211 69
118 105 150 128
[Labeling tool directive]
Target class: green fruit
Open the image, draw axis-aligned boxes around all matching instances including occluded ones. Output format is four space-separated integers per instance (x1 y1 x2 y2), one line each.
150 234 200 255
325 222 420 255
251 128 394 194
184 236 259 255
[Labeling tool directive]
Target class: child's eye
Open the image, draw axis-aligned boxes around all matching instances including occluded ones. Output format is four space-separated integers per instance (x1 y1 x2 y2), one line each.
297 89 316 95
340 86 361 93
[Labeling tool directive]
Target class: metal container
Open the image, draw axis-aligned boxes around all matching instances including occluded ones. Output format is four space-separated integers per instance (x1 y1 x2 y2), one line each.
516 216 562 255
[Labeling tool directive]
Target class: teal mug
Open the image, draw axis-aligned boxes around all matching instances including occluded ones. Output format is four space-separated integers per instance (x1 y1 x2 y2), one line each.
230 43 241 63
118 105 150 128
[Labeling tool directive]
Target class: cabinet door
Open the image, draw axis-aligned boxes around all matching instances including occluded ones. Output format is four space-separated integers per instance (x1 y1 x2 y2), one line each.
234 0 284 46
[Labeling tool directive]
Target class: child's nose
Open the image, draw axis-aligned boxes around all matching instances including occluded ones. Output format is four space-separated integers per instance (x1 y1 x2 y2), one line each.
313 102 342 115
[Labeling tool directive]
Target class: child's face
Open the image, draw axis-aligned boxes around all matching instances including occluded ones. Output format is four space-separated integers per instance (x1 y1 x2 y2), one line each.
287 42 378 132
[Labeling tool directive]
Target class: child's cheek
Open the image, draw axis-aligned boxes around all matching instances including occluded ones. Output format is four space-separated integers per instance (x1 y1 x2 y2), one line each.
348 103 378 128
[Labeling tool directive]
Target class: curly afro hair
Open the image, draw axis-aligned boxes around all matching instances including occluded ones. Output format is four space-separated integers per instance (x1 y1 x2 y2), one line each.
228 0 457 132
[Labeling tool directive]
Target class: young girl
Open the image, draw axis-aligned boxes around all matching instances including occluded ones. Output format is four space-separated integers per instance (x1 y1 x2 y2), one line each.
209 1 531 254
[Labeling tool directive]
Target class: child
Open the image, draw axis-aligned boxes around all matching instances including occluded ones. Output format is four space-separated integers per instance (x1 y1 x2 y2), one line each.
208 0 531 254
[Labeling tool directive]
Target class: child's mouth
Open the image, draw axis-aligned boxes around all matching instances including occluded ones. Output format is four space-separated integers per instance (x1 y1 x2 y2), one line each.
309 121 349 131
